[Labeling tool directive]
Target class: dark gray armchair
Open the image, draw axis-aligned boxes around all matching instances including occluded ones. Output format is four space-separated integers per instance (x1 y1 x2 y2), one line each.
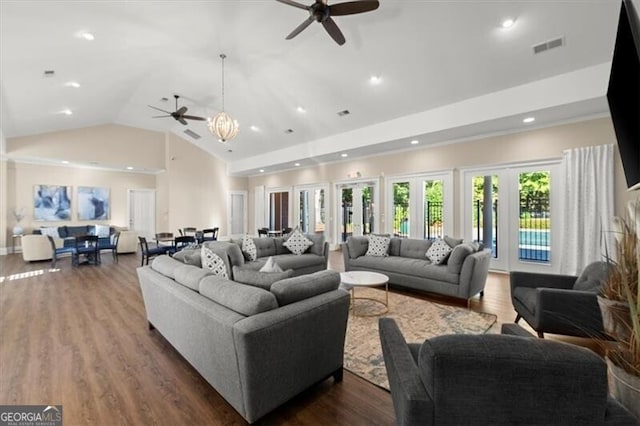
378 317 636 426
510 261 610 338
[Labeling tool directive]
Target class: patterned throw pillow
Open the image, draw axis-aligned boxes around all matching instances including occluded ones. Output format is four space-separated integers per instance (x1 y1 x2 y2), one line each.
426 238 453 265
241 234 257 261
201 246 228 278
283 227 314 255
260 256 283 272
365 234 390 257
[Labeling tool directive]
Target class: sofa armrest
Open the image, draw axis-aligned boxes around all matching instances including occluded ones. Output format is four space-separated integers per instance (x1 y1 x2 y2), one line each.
457 249 491 299
379 318 432 426
340 242 351 270
322 241 329 269
535 288 603 334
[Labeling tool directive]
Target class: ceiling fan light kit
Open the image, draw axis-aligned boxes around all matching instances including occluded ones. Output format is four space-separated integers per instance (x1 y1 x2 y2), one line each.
209 53 239 143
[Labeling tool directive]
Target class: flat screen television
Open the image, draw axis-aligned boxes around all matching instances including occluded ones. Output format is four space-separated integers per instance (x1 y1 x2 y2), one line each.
606 0 640 191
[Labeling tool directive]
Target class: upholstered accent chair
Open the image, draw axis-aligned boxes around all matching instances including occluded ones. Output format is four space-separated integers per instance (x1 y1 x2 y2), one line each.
510 261 610 338
378 317 636 426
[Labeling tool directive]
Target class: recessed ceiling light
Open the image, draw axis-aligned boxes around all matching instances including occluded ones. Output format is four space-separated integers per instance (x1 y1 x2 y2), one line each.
294 163 301 167
80 32 95 41
65 81 80 88
501 18 516 29
341 153 348 158
296 106 306 114
259 169 265 173
250 125 260 132
126 166 134 170
523 117 535 123
411 140 419 145
369 75 382 85
61 109 73 115
61 160 69 164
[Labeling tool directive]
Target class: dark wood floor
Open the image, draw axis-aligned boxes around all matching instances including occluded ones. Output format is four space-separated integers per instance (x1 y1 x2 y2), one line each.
0 250 596 425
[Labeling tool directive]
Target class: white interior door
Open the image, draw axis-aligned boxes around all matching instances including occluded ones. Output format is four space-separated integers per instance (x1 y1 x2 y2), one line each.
228 191 247 239
127 189 155 241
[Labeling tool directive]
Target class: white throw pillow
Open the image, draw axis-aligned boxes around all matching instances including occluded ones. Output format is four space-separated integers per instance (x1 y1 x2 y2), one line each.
283 227 314 255
241 234 257 261
94 224 110 238
365 234 390 257
40 226 59 239
201 246 228 278
260 256 283 273
426 238 453 265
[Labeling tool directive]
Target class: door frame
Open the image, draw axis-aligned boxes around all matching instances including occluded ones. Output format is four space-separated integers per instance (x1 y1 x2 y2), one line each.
126 188 156 241
293 183 330 236
227 190 248 239
333 177 380 245
264 186 292 231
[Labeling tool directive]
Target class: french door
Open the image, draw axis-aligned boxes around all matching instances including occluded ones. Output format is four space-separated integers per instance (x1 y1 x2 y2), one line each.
335 180 379 243
293 184 328 236
227 191 247 239
462 162 560 272
386 172 453 239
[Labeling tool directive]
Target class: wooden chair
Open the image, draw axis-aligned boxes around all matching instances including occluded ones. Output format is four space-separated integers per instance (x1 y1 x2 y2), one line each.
258 227 269 237
180 227 197 237
139 236 171 266
174 235 196 252
47 235 77 268
201 227 219 242
73 235 100 266
98 231 120 263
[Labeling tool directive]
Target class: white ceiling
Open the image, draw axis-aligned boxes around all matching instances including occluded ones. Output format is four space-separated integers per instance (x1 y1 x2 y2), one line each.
0 0 623 176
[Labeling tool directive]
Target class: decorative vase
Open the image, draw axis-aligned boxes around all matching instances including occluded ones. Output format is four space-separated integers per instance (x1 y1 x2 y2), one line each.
606 357 640 421
12 225 23 236
597 296 632 343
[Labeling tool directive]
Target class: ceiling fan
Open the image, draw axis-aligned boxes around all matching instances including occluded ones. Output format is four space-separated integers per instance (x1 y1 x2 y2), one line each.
148 95 207 126
276 0 379 46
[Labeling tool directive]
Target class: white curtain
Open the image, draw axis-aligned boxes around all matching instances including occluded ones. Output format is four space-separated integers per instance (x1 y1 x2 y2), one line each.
559 144 614 275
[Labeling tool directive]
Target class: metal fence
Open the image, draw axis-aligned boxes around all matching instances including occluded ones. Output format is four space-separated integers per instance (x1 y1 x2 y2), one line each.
425 201 443 240
519 197 550 262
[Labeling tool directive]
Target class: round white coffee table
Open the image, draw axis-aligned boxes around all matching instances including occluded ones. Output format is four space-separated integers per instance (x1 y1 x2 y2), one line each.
340 271 389 317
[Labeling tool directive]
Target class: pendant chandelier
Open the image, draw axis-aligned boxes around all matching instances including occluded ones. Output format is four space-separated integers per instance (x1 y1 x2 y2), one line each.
208 54 239 143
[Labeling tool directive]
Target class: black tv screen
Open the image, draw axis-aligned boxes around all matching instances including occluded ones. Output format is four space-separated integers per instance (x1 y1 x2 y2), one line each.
607 0 640 191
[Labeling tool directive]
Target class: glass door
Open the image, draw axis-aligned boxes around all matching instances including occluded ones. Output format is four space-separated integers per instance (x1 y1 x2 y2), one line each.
294 184 328 235
336 181 378 243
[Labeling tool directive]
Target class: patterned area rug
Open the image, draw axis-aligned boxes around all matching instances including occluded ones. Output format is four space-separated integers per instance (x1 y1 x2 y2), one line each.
344 287 498 390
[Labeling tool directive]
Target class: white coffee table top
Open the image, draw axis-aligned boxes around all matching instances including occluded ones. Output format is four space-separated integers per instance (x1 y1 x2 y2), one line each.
340 271 389 287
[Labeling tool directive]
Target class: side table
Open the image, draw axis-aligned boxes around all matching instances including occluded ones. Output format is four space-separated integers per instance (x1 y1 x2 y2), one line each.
12 234 23 254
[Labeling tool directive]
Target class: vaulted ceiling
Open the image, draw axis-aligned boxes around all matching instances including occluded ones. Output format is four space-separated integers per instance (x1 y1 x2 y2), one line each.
0 0 623 175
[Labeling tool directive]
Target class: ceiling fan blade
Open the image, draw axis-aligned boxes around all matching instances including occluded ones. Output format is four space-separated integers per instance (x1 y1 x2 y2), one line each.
322 17 346 45
182 115 207 121
330 0 379 16
176 106 188 115
276 0 311 11
152 115 171 118
178 117 188 125
149 105 172 114
286 16 315 40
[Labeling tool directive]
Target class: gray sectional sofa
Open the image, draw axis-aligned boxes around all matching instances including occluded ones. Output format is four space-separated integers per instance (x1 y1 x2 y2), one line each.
137 255 349 423
175 235 329 278
341 236 491 302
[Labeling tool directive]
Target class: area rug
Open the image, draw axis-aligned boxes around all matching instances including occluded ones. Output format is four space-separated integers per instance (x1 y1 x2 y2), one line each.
344 287 498 390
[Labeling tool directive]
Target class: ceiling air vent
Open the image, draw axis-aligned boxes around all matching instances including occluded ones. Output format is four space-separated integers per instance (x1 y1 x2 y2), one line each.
337 109 350 117
184 129 201 140
285 129 294 134
533 36 564 54
43 70 55 77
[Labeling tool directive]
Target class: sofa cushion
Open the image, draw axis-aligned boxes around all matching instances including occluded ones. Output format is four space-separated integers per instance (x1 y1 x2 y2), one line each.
241 253 326 272
253 237 277 258
260 256 283 272
273 237 289 255
283 228 314 255
151 255 183 279
242 234 258 261
94 224 111 238
40 226 60 239
174 265 211 291
347 236 369 259
270 270 340 306
232 266 294 290
513 287 537 314
199 276 278 316
447 243 476 274
350 256 459 284
426 239 453 265
172 248 202 267
573 261 610 292
305 233 325 256
366 234 390 257
388 238 402 257
201 247 229 278
444 235 463 248
399 238 433 260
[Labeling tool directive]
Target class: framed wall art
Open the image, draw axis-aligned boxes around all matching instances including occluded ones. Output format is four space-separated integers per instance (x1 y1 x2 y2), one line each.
34 185 72 221
77 186 110 220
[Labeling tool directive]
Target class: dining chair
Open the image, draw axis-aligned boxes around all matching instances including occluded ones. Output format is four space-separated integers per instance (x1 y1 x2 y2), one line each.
98 231 120 263
139 236 171 266
47 235 77 268
181 227 197 237
174 235 196 252
201 227 219 242
258 227 269 237
155 232 174 247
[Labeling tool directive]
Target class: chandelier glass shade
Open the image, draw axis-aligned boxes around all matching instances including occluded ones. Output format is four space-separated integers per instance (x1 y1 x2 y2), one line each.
208 111 239 143
208 53 238 143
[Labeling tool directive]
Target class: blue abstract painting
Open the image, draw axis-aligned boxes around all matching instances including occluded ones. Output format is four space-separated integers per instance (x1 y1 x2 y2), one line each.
77 186 110 220
34 185 72 221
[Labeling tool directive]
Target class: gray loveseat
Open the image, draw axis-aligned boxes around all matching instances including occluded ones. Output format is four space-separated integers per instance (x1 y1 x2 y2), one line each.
137 255 350 423
341 236 491 302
